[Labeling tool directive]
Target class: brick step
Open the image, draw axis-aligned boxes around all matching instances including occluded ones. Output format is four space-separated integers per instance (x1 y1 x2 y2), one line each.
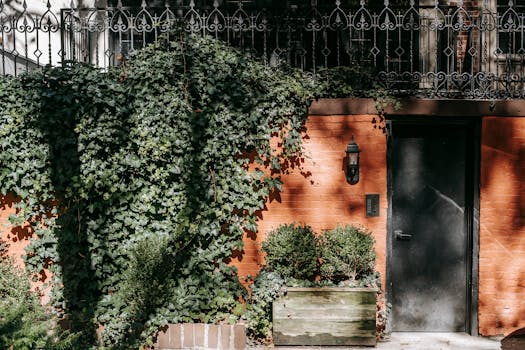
155 323 246 350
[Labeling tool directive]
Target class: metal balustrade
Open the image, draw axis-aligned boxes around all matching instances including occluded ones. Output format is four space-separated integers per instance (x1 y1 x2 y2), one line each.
2 0 525 98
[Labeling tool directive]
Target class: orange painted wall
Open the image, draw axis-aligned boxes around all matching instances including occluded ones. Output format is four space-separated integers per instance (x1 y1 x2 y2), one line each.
233 115 388 285
1 195 50 303
0 195 30 267
479 117 525 336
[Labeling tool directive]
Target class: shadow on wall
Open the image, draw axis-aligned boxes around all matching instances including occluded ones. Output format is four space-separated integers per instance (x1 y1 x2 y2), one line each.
0 194 34 264
480 116 525 335
234 113 388 279
9 224 33 245
231 136 313 269
302 114 387 225
481 118 525 231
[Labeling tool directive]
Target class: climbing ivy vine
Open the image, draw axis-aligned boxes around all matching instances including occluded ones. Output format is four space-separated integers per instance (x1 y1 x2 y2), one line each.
0 34 314 348
0 28 398 347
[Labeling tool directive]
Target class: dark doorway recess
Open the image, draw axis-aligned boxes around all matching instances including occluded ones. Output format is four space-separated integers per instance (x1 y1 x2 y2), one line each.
386 119 480 334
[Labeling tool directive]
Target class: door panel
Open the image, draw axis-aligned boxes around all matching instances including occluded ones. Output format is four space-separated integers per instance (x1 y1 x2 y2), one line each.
390 124 468 332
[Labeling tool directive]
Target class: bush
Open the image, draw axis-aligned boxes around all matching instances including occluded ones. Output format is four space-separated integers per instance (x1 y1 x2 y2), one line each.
0 258 78 349
261 223 318 281
244 271 285 342
319 225 376 284
101 234 246 348
100 235 178 347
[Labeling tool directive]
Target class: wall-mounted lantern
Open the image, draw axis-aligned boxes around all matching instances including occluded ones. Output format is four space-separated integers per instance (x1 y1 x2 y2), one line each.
346 135 360 185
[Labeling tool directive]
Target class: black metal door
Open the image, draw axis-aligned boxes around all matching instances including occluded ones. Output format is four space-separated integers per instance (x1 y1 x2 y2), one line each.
389 123 470 332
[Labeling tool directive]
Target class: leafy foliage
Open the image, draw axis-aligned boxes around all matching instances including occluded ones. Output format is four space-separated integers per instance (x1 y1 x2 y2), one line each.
0 258 78 350
0 28 397 348
245 224 320 342
314 65 401 133
315 65 374 98
0 237 7 258
244 271 285 342
261 223 318 281
376 289 392 341
319 225 376 284
0 34 313 348
101 235 246 348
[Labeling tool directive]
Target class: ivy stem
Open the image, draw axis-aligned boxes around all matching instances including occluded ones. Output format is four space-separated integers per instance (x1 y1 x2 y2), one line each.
210 167 217 202
180 31 189 103
77 207 81 237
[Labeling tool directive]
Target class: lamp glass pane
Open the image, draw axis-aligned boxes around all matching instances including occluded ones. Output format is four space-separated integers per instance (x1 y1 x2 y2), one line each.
348 153 359 165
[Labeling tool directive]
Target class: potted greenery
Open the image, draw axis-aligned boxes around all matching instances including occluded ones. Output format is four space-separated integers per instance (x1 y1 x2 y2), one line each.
245 224 379 346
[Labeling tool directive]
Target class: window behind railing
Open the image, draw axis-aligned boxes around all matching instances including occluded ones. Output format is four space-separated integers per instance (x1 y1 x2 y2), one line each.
497 0 525 54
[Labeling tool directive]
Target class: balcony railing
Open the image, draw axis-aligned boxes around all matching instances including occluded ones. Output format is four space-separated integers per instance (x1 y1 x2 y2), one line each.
2 0 525 99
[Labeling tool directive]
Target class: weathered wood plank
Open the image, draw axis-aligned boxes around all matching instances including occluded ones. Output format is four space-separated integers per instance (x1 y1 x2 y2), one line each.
274 292 375 308
272 288 376 346
273 332 376 346
274 319 376 336
279 290 376 303
284 287 378 292
273 307 376 320
273 319 376 346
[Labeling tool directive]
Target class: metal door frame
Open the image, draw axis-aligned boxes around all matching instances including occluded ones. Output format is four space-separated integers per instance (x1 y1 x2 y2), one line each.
385 117 481 335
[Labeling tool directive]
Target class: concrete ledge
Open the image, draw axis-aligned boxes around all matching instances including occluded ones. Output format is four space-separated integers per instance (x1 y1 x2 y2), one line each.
309 98 525 117
155 323 246 350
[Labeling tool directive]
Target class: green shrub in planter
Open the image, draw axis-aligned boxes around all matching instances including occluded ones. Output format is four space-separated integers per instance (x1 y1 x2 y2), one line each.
319 225 376 284
261 224 318 281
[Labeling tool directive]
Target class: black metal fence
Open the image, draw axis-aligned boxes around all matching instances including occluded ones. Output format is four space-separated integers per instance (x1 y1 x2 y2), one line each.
2 0 525 98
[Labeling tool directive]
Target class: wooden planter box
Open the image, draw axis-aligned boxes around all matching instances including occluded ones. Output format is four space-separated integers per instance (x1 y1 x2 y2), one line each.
272 287 377 347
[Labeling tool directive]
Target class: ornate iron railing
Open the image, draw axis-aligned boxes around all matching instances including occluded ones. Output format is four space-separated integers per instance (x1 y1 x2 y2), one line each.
2 0 525 98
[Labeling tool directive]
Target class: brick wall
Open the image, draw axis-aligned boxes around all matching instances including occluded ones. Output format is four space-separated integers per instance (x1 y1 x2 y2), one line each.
232 115 388 286
479 117 525 336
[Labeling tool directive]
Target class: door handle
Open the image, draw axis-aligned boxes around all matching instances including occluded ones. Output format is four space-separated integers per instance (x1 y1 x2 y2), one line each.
395 230 412 241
